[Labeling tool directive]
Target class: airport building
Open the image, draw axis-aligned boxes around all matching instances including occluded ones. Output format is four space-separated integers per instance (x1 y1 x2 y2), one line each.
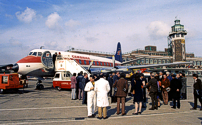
67 19 202 68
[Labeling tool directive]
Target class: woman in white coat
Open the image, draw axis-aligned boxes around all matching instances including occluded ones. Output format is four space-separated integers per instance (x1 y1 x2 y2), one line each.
94 74 110 119
84 75 96 118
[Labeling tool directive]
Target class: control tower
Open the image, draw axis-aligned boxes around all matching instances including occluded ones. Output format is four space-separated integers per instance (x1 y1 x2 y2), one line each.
168 19 187 62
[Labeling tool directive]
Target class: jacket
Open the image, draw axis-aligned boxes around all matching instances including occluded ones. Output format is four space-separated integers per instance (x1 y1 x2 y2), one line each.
193 79 202 95
145 78 158 93
181 77 187 93
94 78 110 107
170 78 182 99
113 78 128 97
161 78 170 91
71 76 77 89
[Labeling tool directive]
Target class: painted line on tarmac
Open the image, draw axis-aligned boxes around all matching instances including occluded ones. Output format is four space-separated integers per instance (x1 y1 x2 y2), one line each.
0 110 198 125
0 100 193 111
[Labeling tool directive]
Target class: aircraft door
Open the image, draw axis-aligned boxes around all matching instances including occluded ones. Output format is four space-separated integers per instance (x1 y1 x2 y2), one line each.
41 51 54 69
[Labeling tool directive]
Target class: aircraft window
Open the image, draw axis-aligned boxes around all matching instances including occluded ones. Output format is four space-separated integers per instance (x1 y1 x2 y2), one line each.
32 52 37 56
104 62 106 66
89 61 91 64
84 60 87 65
29 52 33 55
79 60 82 64
107 63 108 66
55 74 60 78
110 63 111 66
93 62 95 65
100 62 102 66
38 52 42 57
97 62 99 65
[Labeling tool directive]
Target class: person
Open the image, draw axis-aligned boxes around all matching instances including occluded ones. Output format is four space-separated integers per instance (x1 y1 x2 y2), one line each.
113 73 128 116
52 52 57 68
161 74 170 105
82 73 89 104
76 73 80 99
108 74 113 97
71 73 77 100
190 74 202 110
94 74 110 119
159 72 163 81
84 75 96 118
170 74 182 109
166 72 172 82
140 74 147 108
155 73 161 107
77 71 84 100
144 74 158 110
113 72 119 84
94 74 99 81
181 73 187 99
132 75 143 115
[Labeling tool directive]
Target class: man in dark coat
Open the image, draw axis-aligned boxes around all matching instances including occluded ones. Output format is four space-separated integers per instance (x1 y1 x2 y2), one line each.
144 74 158 110
190 74 202 110
82 73 89 104
52 52 57 68
170 74 182 109
140 74 147 107
181 73 187 99
107 74 113 97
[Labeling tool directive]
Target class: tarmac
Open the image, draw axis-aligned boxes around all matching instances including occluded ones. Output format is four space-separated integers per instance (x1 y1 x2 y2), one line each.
0 77 202 125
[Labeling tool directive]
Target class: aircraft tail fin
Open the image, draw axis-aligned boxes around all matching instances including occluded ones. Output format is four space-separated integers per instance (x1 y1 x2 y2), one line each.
115 42 122 63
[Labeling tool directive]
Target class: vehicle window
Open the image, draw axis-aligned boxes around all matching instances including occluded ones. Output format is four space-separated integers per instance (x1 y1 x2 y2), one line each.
55 74 60 78
2 76 8 84
38 52 42 57
29 52 33 55
32 52 37 56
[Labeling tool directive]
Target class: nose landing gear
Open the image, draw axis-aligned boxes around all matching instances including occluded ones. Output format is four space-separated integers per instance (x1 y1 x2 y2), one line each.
36 80 44 90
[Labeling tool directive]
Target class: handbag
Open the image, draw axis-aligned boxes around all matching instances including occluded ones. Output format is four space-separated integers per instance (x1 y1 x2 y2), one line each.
166 87 171 92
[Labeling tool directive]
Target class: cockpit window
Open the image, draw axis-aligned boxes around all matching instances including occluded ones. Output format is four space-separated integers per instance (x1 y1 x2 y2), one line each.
32 52 37 56
38 52 42 57
29 52 33 55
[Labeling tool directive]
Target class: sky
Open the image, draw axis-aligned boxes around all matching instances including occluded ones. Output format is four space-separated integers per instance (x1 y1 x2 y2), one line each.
0 0 202 64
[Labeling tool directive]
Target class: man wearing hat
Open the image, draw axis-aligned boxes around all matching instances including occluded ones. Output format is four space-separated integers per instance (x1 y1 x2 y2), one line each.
190 74 202 110
170 74 182 109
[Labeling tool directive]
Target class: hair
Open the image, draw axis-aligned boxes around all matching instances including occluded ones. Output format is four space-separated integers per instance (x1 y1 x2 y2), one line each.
77 73 80 76
135 75 140 81
84 73 88 76
90 75 95 79
182 73 185 77
140 74 144 77
100 74 104 78
172 74 176 77
193 74 198 78
73 73 76 76
120 73 125 78
80 71 83 75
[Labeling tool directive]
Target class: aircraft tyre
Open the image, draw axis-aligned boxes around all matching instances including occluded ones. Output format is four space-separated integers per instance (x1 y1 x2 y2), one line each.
36 84 44 90
57 87 61 91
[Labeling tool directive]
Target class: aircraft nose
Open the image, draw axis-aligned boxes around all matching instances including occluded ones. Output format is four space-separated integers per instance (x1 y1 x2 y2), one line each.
12 63 19 73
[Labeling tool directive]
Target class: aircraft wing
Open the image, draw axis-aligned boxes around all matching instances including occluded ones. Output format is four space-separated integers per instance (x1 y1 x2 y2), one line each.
97 61 192 73
0 64 13 69
127 62 192 69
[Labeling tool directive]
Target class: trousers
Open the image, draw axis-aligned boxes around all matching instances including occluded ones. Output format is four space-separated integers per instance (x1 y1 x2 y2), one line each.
98 107 107 118
194 93 202 109
87 92 96 116
162 91 168 105
78 89 83 100
150 92 158 109
173 99 180 108
71 88 76 99
117 97 125 114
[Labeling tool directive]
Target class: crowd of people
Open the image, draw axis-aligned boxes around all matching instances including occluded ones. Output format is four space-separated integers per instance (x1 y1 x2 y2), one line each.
70 71 202 119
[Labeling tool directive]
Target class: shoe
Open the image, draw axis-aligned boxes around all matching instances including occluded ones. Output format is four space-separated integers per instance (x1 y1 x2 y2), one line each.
142 105 146 108
97 117 102 120
116 112 120 115
92 114 96 117
122 113 126 116
190 108 197 110
132 113 138 115
88 115 95 118
154 107 158 110
149 108 155 110
177 107 180 109
200 108 202 111
138 112 141 115
103 116 108 119
171 106 176 109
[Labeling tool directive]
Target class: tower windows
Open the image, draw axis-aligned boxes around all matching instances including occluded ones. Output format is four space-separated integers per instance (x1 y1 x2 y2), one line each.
176 34 179 37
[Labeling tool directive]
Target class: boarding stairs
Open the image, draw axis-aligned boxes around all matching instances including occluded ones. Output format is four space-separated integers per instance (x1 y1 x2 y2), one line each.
55 57 91 76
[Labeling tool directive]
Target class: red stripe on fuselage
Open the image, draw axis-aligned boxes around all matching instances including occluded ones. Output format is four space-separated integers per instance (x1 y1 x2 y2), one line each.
17 56 41 63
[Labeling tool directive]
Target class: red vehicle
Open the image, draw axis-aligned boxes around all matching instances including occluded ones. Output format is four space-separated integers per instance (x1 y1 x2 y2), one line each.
0 73 25 92
53 71 72 90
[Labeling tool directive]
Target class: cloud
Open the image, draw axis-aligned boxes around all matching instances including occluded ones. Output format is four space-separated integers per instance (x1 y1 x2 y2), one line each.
147 21 170 40
65 19 80 28
15 7 36 23
45 12 61 29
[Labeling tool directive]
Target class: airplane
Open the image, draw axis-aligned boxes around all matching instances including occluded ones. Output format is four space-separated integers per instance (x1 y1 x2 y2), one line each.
1 42 192 89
